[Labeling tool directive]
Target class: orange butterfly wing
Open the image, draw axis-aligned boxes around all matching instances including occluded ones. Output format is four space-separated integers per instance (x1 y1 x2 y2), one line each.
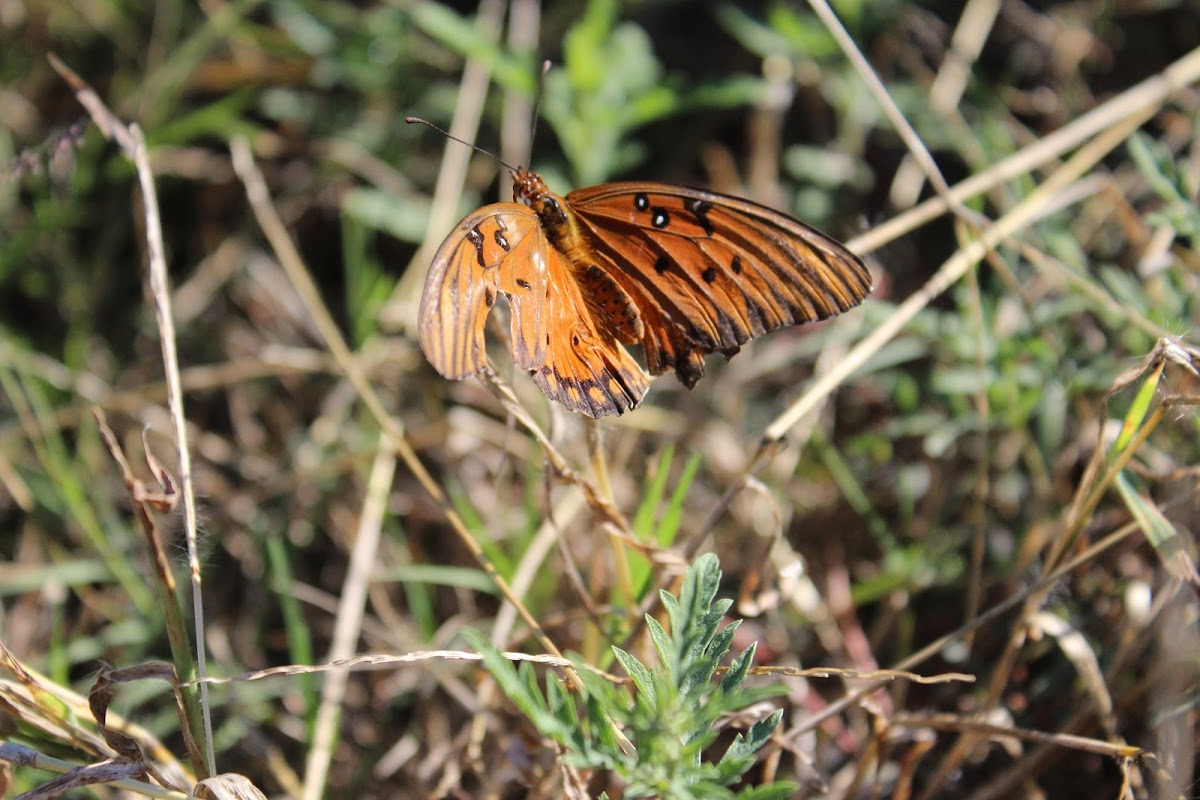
531 251 650 417
418 204 546 379
418 203 649 418
564 182 872 388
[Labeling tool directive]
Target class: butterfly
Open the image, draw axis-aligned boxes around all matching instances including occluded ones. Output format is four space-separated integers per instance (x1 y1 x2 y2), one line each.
418 166 872 418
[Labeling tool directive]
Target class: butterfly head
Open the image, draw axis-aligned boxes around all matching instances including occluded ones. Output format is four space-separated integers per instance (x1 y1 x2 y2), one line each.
511 167 567 225
511 166 549 205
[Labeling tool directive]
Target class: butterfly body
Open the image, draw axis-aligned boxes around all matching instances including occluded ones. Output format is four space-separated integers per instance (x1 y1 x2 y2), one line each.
419 167 871 418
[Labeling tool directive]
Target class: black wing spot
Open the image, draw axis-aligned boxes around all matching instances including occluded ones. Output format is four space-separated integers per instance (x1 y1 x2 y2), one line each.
651 207 670 229
516 278 532 290
634 193 650 211
466 226 486 267
493 229 511 251
684 198 714 236
654 256 670 275
571 334 580 347
484 287 496 307
731 255 743 274
702 267 716 283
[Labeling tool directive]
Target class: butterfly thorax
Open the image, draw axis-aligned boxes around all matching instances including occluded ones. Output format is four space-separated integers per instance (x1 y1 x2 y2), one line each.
511 167 645 344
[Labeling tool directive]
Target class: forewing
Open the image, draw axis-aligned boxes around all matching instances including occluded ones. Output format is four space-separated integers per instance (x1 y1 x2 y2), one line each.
418 201 647 417
417 204 544 379
566 182 872 387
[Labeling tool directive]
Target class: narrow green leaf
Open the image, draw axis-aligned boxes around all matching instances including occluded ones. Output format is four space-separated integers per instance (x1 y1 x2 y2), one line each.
736 782 800 800
660 590 682 642
716 710 783 782
719 643 757 695
341 186 433 244
714 5 793 58
613 646 657 707
409 2 536 94
1128 133 1187 204
632 446 674 539
1109 361 1161 457
546 671 576 726
645 615 674 676
445 480 512 577
660 453 702 546
464 629 572 739
1115 472 1199 583
585 693 622 766
563 0 617 91
265 534 316 729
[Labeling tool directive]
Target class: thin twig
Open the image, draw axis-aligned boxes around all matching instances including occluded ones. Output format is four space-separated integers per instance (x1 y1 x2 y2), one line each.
787 517 1143 740
891 713 1143 759
809 0 979 228
501 0 540 176
303 441 396 800
845 45 1200 257
888 0 1002 207
383 0 509 329
48 52 215 779
764 98 1164 447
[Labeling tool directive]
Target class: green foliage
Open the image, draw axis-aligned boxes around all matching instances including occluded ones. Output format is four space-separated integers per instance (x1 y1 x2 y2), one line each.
467 554 793 799
628 446 703 601
1127 130 1200 244
410 2 537 95
4 1 1197 796
340 212 394 346
716 3 840 61
541 0 763 184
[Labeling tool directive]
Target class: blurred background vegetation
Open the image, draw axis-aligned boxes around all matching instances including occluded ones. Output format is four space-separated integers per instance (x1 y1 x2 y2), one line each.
1 0 1198 797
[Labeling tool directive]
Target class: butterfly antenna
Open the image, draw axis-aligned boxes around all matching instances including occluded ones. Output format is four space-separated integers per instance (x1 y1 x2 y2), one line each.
529 60 552 150
404 117 519 173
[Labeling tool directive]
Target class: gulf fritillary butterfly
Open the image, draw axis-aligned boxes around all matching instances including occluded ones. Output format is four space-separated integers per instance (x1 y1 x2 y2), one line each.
418 158 871 418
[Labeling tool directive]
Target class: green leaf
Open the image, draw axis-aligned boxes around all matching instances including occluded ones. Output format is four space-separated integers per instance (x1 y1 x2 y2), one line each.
715 4 794 58
409 2 536 94
464 629 572 740
1114 472 1199 583
613 646 657 707
717 710 782 782
1127 132 1187 205
659 453 702 548
1109 360 1161 457
719 642 757 695
341 186 434 244
632 446 674 540
563 0 617 90
645 614 674 675
546 670 577 727
769 3 839 57
736 782 800 800
467 556 789 795
145 88 261 145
